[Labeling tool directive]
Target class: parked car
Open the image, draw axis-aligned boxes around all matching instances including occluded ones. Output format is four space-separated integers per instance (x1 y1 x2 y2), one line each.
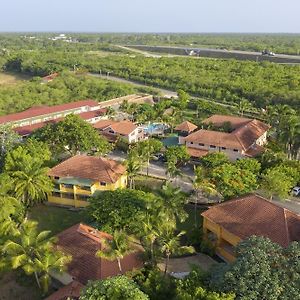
292 186 300 196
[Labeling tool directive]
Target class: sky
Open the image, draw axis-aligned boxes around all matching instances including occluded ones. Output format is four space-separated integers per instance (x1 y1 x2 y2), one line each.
1 0 300 33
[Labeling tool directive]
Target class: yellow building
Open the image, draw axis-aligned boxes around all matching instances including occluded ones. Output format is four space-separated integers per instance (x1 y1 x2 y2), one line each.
48 155 127 208
201 194 300 262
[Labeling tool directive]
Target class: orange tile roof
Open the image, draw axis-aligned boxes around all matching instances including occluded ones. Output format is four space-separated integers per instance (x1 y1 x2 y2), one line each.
185 129 244 150
201 194 300 247
0 100 99 124
202 114 254 130
187 147 209 158
48 155 126 183
45 281 83 300
56 224 143 284
175 121 198 133
94 120 137 135
93 119 116 130
185 115 270 151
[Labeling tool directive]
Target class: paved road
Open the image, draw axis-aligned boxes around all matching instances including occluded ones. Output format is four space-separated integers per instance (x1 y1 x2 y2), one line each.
107 150 193 192
89 73 178 98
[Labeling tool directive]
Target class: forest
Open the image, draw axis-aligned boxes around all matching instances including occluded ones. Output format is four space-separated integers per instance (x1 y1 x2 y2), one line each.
2 49 300 111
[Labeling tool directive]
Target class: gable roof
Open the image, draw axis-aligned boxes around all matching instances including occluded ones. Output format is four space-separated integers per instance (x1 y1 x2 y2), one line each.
175 121 198 133
45 281 83 300
48 155 126 183
94 120 137 135
185 115 270 152
0 100 99 124
56 224 142 284
185 129 244 150
201 194 300 247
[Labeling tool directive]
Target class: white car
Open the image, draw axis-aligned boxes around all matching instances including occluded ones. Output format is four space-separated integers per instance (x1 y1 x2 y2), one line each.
292 187 300 196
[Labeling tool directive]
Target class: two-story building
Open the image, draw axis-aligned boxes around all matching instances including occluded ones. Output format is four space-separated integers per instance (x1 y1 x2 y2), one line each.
0 100 106 137
48 155 127 208
184 115 270 161
201 194 300 262
93 119 145 144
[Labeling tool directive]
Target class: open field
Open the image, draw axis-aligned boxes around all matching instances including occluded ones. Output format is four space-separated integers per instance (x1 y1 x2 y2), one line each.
28 204 90 236
0 72 31 85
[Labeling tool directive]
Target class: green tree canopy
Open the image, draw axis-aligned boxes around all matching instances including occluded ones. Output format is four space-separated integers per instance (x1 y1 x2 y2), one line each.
80 276 149 300
32 114 112 157
210 236 300 300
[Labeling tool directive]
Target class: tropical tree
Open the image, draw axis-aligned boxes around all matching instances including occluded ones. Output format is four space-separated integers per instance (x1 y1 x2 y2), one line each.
1 221 71 293
80 276 149 300
193 166 217 227
126 148 144 189
157 183 188 223
165 157 182 183
96 230 136 273
210 236 300 300
261 166 295 200
4 145 53 212
238 99 253 116
135 139 163 176
158 222 194 275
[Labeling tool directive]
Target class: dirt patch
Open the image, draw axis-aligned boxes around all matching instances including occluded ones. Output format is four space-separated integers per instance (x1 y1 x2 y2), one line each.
158 253 218 274
0 72 31 85
0 271 44 300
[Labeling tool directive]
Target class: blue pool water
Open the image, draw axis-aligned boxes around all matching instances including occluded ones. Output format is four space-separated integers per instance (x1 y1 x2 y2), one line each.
144 123 167 134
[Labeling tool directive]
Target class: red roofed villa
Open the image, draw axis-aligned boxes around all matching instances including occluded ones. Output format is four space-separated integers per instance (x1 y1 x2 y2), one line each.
202 194 300 262
183 115 270 160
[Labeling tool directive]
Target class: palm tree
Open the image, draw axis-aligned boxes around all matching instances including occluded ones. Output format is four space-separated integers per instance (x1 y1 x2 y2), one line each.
157 183 188 223
5 157 53 212
158 224 194 275
193 166 217 227
1 221 71 293
97 230 136 273
125 150 143 189
166 159 182 184
238 99 252 116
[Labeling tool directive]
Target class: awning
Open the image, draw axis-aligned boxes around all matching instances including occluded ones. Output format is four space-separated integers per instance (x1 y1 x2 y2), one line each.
57 177 94 186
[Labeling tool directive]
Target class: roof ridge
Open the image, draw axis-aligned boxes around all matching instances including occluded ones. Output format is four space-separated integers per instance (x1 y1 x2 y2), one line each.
233 131 248 151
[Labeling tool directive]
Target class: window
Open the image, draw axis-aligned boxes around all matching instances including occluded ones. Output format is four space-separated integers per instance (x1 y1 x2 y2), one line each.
54 176 60 180
233 149 239 152
61 192 74 200
78 185 90 191
198 143 204 146
52 192 61 198
62 184 73 189
210 145 216 149
190 142 194 145
54 183 60 190
76 194 90 201
221 147 227 150
100 181 107 186
109 130 115 134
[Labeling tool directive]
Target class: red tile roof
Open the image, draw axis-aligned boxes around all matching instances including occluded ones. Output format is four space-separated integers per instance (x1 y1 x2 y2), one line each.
201 194 300 247
175 121 198 133
187 147 209 158
0 100 99 124
56 224 143 284
45 281 83 300
48 155 126 184
94 120 137 135
14 109 106 136
185 115 270 151
185 129 244 150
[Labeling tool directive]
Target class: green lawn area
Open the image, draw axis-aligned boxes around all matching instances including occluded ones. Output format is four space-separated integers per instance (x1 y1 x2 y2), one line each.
28 204 90 236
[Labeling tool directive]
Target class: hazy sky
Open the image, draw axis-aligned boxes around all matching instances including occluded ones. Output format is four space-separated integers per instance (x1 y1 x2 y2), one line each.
1 0 300 33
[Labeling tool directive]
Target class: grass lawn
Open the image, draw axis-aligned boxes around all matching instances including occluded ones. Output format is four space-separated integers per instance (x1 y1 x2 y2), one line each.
0 72 31 85
28 204 90 236
135 175 165 192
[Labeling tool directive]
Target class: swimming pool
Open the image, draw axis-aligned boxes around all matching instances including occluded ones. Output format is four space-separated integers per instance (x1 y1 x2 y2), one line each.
143 123 168 135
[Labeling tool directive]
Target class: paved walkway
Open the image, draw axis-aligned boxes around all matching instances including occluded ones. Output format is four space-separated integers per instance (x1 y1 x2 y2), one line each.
158 253 218 274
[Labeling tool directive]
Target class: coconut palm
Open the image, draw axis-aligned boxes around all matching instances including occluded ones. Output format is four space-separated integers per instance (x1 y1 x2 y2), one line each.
125 150 143 189
97 230 136 273
158 223 194 275
166 158 182 184
193 166 218 227
157 183 188 223
5 152 53 211
1 221 71 293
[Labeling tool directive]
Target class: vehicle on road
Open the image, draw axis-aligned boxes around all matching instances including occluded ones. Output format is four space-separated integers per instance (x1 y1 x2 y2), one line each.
292 186 300 196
